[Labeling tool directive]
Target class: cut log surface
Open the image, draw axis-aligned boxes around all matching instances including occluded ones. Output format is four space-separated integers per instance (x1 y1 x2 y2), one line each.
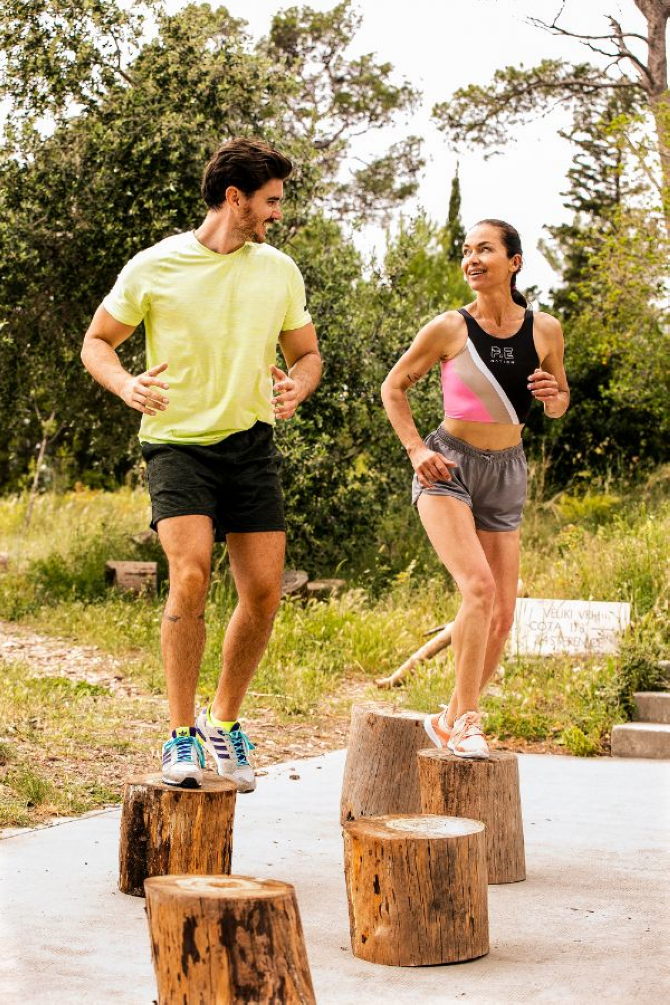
281 569 309 598
105 560 157 595
343 814 489 966
340 703 429 825
145 874 316 1005
119 773 236 897
418 749 525 884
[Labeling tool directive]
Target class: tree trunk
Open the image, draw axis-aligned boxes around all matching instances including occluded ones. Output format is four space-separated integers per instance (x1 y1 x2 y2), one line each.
343 814 489 966
418 749 526 884
119 774 236 897
340 703 429 824
145 875 316 1004
635 0 670 232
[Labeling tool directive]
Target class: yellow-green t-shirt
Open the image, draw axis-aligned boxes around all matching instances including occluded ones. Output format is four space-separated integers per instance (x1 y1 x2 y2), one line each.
103 231 311 445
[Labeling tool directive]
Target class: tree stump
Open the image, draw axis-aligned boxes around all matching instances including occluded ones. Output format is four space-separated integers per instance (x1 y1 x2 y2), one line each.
418 749 525 884
343 814 489 966
305 578 346 599
105 559 157 595
281 569 309 598
119 774 236 897
145 874 316 1004
340 703 428 825
0 552 9 572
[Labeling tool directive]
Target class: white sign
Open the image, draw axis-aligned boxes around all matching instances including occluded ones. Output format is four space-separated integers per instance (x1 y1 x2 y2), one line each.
510 598 631 656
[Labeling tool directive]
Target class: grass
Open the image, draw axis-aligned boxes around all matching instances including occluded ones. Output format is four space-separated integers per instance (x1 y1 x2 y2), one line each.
0 469 668 827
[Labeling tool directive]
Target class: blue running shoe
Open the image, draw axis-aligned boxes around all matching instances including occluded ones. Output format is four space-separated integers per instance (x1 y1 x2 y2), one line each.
162 726 205 788
196 706 256 793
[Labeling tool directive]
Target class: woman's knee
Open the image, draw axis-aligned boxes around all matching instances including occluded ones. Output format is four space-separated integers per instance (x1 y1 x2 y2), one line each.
461 571 496 610
490 605 516 640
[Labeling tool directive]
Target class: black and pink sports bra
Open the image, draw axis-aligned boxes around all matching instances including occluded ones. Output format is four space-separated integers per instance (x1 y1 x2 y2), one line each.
440 308 539 425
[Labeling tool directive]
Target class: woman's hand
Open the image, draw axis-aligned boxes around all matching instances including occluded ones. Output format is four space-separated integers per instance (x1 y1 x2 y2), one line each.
407 444 457 488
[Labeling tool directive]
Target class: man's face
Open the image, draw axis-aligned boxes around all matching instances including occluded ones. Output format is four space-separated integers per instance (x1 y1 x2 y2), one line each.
237 178 284 243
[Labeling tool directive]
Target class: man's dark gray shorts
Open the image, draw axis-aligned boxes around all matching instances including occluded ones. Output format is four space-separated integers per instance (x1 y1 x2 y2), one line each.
411 427 527 532
141 421 285 542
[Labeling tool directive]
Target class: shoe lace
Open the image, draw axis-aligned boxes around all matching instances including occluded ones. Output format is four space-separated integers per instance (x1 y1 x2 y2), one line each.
457 712 484 740
229 727 255 765
172 735 199 763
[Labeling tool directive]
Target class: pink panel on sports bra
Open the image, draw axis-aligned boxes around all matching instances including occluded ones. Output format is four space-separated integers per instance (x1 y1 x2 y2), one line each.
441 364 496 423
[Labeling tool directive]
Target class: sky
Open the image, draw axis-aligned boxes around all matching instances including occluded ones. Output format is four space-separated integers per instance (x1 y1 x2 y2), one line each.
168 0 649 295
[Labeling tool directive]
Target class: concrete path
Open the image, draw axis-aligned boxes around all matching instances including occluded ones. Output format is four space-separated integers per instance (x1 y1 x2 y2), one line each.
2 751 669 1003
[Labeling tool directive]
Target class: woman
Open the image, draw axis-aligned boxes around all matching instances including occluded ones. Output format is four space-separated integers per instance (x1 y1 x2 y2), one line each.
381 219 569 759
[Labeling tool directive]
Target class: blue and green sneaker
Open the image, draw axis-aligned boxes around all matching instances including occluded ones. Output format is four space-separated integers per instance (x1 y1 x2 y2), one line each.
196 706 256 793
161 726 205 788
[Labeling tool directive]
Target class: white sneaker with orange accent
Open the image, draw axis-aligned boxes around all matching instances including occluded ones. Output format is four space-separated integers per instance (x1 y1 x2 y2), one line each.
423 705 453 749
447 710 490 759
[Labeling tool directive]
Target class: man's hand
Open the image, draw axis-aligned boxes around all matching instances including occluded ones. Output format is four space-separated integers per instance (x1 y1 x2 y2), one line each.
408 444 456 488
271 364 300 420
120 362 170 415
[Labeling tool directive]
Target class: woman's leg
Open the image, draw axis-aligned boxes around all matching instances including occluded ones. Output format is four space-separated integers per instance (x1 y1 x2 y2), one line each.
476 528 521 693
417 494 496 719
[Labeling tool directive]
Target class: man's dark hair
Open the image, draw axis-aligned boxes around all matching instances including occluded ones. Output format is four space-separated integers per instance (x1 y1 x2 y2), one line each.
201 138 293 207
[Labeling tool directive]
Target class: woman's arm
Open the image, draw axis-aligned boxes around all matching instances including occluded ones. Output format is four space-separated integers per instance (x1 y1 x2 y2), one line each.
529 312 570 419
381 313 462 486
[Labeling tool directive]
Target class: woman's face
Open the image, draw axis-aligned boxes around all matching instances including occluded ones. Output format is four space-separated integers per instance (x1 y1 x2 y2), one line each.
461 224 521 294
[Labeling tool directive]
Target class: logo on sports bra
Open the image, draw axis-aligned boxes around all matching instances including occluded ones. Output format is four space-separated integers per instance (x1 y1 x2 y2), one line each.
491 346 514 364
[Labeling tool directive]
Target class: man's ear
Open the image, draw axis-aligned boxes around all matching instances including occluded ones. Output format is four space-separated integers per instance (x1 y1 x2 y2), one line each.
224 185 242 208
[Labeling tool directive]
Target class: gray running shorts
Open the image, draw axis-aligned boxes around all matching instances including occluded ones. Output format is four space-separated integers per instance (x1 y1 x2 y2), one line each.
411 427 527 532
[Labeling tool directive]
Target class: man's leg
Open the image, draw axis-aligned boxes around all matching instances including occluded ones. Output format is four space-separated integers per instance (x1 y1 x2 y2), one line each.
211 530 285 721
157 514 214 728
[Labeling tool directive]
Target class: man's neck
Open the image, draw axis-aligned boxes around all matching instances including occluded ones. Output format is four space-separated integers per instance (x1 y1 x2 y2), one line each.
193 210 248 255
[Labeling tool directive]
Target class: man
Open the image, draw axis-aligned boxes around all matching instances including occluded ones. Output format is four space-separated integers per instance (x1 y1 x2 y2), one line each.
82 138 322 792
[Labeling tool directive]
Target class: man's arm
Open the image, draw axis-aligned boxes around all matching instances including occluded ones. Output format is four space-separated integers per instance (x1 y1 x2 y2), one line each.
528 313 570 420
273 322 322 420
81 305 169 416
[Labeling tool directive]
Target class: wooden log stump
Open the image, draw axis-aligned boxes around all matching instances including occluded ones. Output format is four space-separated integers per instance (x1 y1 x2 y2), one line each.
281 569 309 598
119 773 236 897
105 559 157 595
145 874 316 1004
305 578 346 599
0 552 9 572
343 814 489 966
340 703 428 825
418 749 525 884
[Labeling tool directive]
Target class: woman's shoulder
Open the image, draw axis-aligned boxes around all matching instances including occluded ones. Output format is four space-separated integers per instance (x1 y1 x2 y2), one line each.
533 310 563 336
426 308 467 337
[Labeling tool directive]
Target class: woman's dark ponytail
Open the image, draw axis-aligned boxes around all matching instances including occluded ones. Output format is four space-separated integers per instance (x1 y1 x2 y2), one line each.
475 218 528 308
510 270 527 308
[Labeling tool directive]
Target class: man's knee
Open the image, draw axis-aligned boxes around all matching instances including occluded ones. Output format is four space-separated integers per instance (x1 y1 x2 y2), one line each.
241 583 282 623
168 559 210 603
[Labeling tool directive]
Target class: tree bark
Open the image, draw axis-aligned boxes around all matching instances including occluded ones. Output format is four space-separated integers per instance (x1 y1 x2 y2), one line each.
340 703 429 824
418 749 525 884
145 875 316 1004
119 774 236 897
343 814 489 966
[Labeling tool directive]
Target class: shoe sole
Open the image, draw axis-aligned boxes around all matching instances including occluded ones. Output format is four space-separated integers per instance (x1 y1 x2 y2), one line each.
423 715 451 749
162 775 202 788
446 741 490 760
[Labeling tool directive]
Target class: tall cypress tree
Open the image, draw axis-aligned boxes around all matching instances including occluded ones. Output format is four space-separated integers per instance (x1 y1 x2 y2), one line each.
444 165 466 262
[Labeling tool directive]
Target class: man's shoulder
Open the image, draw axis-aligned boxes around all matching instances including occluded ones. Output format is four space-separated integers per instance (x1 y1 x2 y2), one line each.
125 231 192 270
249 242 301 273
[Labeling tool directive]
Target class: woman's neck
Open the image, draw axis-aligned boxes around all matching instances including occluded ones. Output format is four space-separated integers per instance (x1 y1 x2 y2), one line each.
469 290 521 327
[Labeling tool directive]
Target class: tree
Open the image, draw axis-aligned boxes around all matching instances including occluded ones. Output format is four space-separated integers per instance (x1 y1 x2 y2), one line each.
433 1 670 231
444 167 466 263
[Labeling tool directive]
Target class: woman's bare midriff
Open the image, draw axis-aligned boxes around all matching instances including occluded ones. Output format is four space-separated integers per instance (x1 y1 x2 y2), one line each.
441 417 524 450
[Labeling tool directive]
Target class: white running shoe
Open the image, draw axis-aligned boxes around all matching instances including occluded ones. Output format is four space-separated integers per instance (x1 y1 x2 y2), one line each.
196 706 256 793
423 704 453 748
161 726 205 787
447 710 490 759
